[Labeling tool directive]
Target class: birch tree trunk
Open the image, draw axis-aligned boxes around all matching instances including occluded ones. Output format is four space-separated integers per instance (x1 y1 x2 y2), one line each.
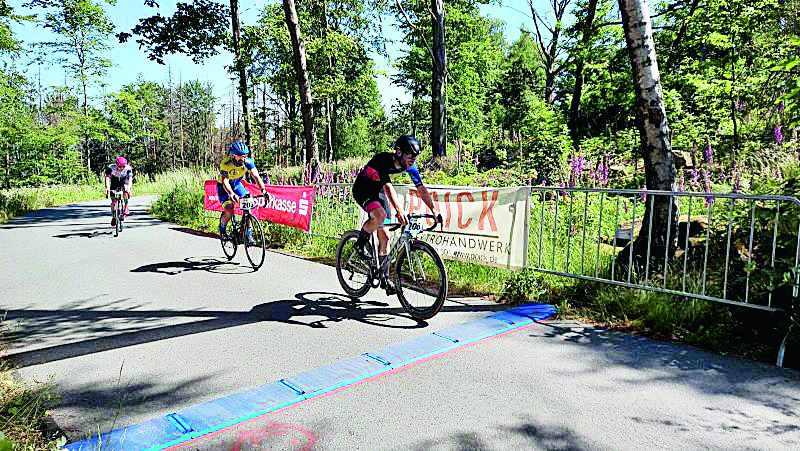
283 0 320 181
618 0 677 272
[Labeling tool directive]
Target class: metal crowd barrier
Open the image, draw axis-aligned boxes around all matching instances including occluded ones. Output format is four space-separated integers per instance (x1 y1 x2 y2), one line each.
526 187 800 312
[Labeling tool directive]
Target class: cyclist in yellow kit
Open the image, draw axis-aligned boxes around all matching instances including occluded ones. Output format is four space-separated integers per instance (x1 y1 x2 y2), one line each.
217 140 269 241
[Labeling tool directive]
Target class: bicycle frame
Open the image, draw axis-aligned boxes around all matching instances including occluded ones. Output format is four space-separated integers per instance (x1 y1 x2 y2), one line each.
365 214 439 287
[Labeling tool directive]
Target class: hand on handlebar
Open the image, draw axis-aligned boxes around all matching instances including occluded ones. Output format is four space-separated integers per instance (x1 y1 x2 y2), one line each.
396 210 409 225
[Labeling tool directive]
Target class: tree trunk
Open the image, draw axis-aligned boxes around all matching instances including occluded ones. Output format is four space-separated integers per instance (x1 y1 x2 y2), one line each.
568 0 599 146
431 0 447 157
261 84 268 157
528 0 569 105
230 0 252 152
288 92 297 165
283 0 319 181
617 0 677 273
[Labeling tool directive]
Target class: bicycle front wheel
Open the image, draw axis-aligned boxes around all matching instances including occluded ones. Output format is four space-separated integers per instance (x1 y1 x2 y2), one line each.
116 202 124 234
394 240 447 320
244 215 266 270
335 230 371 298
113 208 119 237
220 216 238 260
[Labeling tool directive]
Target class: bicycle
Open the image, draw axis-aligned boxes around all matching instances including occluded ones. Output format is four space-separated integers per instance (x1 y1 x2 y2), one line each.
335 213 448 320
219 194 268 270
108 189 125 237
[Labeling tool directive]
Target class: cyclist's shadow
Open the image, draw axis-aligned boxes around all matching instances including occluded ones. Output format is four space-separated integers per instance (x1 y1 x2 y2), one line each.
250 292 428 329
131 256 252 275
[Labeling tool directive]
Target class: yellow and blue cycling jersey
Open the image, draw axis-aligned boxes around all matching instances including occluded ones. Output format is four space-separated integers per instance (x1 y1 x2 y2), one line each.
218 156 256 182
217 156 257 206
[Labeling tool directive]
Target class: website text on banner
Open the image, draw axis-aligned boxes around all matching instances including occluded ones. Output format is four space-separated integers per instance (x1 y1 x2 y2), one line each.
394 185 531 270
203 180 315 232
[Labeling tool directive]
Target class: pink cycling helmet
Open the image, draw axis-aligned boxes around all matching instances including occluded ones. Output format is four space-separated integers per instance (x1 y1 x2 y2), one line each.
115 156 127 167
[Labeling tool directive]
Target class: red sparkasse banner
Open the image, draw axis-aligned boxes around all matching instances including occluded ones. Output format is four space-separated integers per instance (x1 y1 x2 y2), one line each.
203 180 315 232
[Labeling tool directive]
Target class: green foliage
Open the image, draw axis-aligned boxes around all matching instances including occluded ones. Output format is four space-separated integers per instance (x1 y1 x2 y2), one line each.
502 269 548 302
518 95 572 183
118 0 229 64
394 0 506 149
0 354 64 451
149 182 205 226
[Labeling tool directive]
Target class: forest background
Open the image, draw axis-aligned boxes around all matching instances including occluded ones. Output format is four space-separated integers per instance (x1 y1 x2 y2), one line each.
0 0 794 189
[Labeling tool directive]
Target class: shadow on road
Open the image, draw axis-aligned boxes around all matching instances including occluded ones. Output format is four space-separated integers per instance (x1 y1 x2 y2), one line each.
525 320 800 428
1 203 154 229
1 293 510 368
130 256 251 275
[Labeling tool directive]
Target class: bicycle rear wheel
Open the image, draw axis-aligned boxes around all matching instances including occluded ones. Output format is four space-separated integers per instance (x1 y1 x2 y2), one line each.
244 215 266 270
394 240 447 320
335 230 371 298
220 216 238 260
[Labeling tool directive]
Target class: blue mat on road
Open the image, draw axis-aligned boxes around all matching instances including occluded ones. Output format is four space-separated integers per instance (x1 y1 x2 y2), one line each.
65 303 555 450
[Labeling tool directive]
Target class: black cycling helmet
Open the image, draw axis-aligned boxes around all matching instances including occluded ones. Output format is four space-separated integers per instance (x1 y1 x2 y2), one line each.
393 135 421 157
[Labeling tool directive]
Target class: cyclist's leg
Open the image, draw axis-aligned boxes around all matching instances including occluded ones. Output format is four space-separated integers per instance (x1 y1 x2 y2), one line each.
355 193 387 246
231 181 252 237
357 204 385 256
122 183 131 215
217 182 234 235
376 225 391 271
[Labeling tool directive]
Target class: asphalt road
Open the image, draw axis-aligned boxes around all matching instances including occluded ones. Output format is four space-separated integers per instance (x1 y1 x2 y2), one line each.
1 196 799 450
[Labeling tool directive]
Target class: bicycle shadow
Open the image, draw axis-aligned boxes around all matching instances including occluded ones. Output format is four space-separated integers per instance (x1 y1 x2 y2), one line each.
131 256 251 275
250 292 426 330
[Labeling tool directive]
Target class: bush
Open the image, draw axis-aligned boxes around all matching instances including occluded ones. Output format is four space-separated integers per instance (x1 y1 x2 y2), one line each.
150 183 205 226
502 269 548 302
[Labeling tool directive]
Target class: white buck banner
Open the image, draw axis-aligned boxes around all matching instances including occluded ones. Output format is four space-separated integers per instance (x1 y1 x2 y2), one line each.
392 184 531 270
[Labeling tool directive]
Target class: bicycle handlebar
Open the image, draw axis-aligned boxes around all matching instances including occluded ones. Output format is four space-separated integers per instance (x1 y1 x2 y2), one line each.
387 213 442 233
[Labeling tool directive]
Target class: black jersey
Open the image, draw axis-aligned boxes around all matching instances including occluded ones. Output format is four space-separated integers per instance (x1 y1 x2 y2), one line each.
104 164 132 189
352 152 423 199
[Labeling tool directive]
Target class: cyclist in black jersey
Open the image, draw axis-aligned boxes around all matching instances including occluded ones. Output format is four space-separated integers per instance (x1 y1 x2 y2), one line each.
352 136 440 294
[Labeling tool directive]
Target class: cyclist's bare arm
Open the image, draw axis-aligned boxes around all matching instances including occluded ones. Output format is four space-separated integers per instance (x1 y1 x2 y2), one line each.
249 167 270 201
221 176 238 203
415 184 437 213
383 183 407 224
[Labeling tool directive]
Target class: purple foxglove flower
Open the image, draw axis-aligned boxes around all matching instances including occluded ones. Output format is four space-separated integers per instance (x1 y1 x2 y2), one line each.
703 169 714 206
775 126 784 145
691 168 700 186
678 171 685 192
703 142 714 166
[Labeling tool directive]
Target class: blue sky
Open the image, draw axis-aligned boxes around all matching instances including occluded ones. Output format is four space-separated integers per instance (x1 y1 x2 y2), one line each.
7 0 543 117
